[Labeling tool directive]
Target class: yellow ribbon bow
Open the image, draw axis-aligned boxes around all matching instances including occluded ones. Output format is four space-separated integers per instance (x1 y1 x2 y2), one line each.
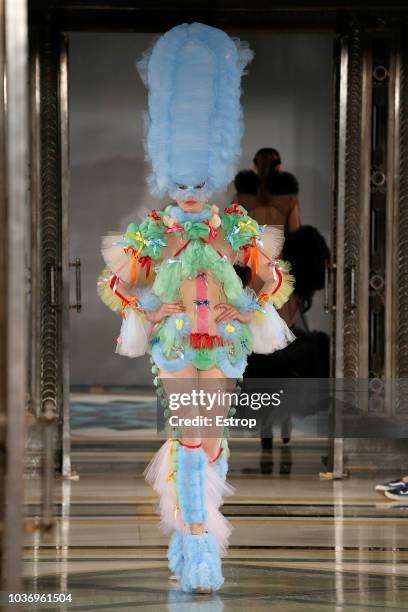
238 219 257 234
125 230 146 248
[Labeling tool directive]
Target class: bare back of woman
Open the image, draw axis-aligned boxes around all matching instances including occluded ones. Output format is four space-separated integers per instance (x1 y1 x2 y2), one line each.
251 150 301 327
251 195 300 327
251 192 300 234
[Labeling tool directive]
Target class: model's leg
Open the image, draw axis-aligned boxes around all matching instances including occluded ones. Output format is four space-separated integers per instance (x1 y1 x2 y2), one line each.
176 440 223 592
198 367 236 460
201 369 235 513
160 364 205 536
159 365 224 592
179 368 235 592
158 365 202 578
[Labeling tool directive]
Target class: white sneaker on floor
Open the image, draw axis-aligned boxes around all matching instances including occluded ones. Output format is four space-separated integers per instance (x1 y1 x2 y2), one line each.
384 484 408 501
375 477 407 493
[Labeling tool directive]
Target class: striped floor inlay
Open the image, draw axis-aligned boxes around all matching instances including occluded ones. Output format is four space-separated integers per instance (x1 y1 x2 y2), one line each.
22 393 408 610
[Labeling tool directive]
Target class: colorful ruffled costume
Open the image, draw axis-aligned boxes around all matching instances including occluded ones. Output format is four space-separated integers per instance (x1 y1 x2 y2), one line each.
97 23 295 593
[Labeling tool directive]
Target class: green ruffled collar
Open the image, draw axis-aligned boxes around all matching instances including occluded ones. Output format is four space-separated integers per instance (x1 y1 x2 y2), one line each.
122 201 262 261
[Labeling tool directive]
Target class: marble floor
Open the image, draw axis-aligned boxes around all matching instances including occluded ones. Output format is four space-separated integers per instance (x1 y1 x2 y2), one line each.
22 392 408 611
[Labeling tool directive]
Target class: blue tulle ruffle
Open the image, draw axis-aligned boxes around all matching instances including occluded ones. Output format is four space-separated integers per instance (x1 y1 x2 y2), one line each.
164 313 192 339
136 23 253 198
215 346 247 378
176 445 208 525
232 286 259 313
169 205 212 223
168 530 184 577
135 287 162 312
181 532 224 593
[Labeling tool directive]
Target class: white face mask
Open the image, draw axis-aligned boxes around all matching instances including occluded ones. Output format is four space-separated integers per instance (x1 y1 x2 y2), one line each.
169 181 211 204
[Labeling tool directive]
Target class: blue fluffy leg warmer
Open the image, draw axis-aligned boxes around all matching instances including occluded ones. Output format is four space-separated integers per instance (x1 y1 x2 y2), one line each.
182 532 224 593
175 445 225 592
176 445 208 525
168 530 184 576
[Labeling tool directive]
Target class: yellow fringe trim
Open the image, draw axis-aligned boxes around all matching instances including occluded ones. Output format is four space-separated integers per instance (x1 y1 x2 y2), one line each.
270 259 295 309
96 268 123 315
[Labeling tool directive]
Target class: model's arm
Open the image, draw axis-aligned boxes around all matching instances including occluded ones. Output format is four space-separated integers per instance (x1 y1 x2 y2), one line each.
97 215 186 357
214 234 291 323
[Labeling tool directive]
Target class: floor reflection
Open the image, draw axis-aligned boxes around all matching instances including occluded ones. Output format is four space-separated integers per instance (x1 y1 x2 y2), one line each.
22 392 408 610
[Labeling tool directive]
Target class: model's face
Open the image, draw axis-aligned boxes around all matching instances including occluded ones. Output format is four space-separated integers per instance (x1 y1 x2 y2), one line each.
170 180 208 211
175 196 206 212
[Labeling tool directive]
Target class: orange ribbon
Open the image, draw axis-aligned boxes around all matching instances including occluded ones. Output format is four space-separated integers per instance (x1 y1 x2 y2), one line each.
121 296 138 319
239 237 259 283
123 246 138 287
257 291 270 305
250 236 259 284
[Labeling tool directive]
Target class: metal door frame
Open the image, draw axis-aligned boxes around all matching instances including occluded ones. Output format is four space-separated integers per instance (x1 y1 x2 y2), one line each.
1 0 29 592
26 2 408 498
331 21 408 474
1 0 407 593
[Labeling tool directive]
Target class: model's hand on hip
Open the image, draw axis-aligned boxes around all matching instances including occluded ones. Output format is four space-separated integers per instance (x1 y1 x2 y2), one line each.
145 301 185 323
214 303 253 323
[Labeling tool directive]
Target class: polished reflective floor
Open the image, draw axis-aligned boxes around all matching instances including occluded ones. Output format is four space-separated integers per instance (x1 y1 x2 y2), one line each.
23 392 408 611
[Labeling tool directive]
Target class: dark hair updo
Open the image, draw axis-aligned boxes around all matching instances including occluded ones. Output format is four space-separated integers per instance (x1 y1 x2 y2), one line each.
253 148 282 203
234 170 260 195
253 148 282 177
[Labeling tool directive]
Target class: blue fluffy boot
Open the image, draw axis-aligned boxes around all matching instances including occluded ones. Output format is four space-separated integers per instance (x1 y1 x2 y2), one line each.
175 444 224 592
181 532 224 593
168 530 184 577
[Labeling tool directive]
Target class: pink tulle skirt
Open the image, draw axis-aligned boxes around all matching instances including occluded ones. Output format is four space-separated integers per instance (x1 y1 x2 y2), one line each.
144 440 234 555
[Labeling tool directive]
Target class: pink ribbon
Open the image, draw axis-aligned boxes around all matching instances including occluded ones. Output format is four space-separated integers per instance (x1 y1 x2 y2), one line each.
149 322 160 337
196 272 209 334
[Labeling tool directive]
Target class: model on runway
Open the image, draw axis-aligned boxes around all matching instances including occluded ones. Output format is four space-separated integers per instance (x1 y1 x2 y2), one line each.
98 22 295 593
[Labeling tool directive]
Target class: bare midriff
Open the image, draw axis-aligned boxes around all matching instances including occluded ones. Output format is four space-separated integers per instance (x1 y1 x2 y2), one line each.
160 230 237 336
179 272 226 336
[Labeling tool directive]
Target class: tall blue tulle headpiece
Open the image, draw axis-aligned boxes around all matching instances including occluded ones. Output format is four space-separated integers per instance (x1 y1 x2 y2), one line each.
137 22 253 201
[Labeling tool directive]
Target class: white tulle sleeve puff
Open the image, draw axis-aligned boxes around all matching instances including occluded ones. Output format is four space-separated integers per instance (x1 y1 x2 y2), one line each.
97 232 162 359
